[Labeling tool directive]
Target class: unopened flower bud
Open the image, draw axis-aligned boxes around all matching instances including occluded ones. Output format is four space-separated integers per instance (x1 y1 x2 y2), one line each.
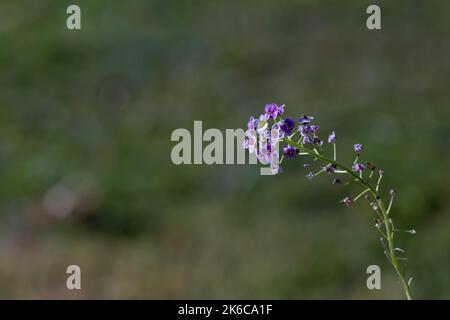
367 162 376 171
340 197 353 206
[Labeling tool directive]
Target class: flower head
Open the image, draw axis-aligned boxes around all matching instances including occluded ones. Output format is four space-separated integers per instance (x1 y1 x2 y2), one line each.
303 135 312 144
264 103 284 119
354 143 363 154
328 131 336 144
352 163 365 173
247 116 256 130
283 145 299 158
280 117 296 135
298 115 314 124
299 124 319 135
242 129 257 154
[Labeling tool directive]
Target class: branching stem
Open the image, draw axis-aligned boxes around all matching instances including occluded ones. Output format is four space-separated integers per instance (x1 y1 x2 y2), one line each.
283 137 412 300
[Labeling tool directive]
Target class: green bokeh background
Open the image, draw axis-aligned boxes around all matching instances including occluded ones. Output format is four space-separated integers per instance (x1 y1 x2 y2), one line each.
0 0 449 298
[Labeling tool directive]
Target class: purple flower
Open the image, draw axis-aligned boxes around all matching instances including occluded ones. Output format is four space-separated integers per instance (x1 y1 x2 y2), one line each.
242 129 257 154
303 135 312 144
299 124 319 135
352 163 365 173
298 115 314 124
271 162 280 175
328 131 336 144
379 169 385 176
354 143 363 154
283 145 299 158
313 137 322 146
280 117 295 135
264 103 284 119
303 163 310 168
247 116 256 130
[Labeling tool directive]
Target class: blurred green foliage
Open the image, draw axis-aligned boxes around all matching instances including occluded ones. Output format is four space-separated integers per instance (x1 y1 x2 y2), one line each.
0 0 449 298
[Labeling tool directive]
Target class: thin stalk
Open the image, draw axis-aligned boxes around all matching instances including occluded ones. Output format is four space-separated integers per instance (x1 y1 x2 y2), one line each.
284 137 412 300
333 143 337 161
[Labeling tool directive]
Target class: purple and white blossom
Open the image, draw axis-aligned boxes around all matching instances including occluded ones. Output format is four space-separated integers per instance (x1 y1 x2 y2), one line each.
280 118 296 136
352 163 365 173
328 131 336 144
264 103 284 119
283 145 299 158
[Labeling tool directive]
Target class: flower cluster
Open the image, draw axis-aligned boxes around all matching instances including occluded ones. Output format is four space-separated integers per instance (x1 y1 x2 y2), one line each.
242 103 415 300
242 103 286 174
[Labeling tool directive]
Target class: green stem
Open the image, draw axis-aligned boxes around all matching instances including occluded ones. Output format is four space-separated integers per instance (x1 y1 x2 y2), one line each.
284 137 412 300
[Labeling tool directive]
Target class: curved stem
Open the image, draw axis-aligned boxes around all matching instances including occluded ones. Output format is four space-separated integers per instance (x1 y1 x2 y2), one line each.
284 137 412 300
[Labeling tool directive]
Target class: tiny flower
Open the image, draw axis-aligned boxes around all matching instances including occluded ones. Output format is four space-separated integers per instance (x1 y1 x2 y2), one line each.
352 163 365 173
247 116 256 130
283 145 299 158
379 169 385 176
306 172 314 180
259 140 278 165
277 104 285 117
328 131 336 143
303 163 310 168
303 135 312 144
389 189 396 197
354 143 363 154
299 124 319 135
409 229 416 235
280 117 296 135
242 129 257 154
264 103 279 119
270 161 280 175
332 178 342 184
367 162 376 171
298 115 314 124
313 137 322 146
370 202 378 211
325 163 337 174
340 197 353 206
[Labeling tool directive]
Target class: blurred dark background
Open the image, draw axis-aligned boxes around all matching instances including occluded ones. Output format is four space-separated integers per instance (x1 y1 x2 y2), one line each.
0 0 449 298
